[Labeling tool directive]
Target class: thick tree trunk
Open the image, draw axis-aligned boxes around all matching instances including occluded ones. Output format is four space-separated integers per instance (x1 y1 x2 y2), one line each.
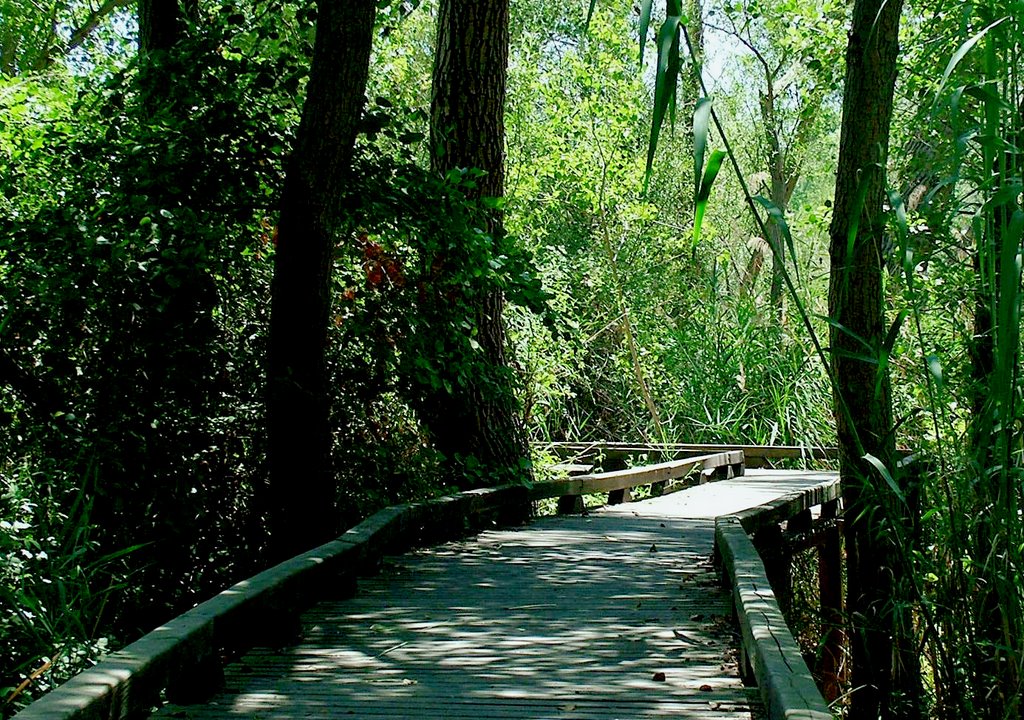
427 0 530 486
267 0 376 557
827 0 921 717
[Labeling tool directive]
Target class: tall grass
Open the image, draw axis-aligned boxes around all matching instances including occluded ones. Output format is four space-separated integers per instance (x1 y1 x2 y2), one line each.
889 4 1024 716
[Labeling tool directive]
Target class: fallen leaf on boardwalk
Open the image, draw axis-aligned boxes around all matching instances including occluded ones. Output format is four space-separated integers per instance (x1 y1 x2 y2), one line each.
673 629 705 645
699 684 713 692
649 544 658 552
652 672 667 681
559 704 577 712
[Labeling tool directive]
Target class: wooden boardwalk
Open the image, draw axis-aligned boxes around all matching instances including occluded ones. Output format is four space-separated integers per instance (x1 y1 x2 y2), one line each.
162 471 834 720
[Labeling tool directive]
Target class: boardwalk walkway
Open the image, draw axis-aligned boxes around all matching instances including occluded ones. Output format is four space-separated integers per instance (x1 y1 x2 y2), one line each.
162 471 834 720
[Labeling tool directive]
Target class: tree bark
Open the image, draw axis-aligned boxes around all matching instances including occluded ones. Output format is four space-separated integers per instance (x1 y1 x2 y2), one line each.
267 0 376 556
427 0 530 486
137 0 195 55
761 74 788 317
827 0 921 717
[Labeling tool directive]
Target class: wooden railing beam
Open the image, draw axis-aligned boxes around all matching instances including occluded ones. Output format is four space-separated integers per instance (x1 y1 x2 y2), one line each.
534 450 745 513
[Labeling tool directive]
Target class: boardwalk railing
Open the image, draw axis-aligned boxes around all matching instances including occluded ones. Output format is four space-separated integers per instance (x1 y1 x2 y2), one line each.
538 440 838 469
538 449 745 512
716 474 841 720
13 450 744 720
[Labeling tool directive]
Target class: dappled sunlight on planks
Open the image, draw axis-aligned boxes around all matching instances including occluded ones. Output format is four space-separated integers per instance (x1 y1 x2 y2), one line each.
167 513 759 719
156 473 843 719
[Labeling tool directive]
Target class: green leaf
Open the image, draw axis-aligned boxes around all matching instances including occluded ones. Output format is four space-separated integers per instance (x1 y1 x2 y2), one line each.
644 13 683 191
994 209 1024 403
882 310 906 356
753 195 799 282
818 314 874 355
693 149 725 248
585 0 597 27
863 453 906 504
638 0 654 63
934 17 1008 108
886 188 913 282
693 97 713 201
877 309 907 398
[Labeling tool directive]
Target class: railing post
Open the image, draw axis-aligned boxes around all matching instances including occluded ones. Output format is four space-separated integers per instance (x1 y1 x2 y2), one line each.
556 494 584 514
817 498 844 702
730 453 746 477
753 523 792 614
603 456 631 505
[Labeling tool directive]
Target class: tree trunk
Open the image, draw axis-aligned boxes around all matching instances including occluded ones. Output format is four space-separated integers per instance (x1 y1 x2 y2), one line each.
827 0 921 717
137 0 195 54
267 0 376 557
427 0 530 486
761 75 788 319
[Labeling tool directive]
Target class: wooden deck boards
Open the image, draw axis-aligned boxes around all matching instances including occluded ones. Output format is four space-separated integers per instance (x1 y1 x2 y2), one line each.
163 471 834 720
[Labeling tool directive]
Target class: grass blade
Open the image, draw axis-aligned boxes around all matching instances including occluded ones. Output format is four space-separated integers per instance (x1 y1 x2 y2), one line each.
644 12 683 191
753 195 800 282
933 16 1008 108
638 0 654 63
693 96 712 200
693 149 726 247
863 452 906 504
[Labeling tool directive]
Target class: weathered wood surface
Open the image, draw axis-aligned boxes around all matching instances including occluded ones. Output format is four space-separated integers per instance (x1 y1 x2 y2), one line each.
538 442 838 468
716 519 831 720
531 450 744 500
159 470 837 720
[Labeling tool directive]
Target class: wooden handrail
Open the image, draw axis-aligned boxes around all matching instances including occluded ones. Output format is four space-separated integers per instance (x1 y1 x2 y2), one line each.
536 441 837 469
715 473 841 719
529 450 744 500
14 449 835 720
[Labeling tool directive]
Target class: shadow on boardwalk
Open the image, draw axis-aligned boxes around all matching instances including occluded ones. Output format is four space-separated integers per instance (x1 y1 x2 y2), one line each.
163 472 830 720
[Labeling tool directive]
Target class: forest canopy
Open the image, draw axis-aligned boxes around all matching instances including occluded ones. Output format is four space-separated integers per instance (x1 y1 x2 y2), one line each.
2 0 1023 717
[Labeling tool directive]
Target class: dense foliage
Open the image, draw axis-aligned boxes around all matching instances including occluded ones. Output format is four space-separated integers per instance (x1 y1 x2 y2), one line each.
1 0 1023 717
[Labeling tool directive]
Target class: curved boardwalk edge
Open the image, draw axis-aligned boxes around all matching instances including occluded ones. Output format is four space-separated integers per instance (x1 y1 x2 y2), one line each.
715 475 841 720
14 451 742 720
11 484 532 720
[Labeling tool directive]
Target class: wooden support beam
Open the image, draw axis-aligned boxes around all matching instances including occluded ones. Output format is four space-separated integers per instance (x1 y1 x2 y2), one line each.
603 457 630 505
787 508 813 534
556 495 584 515
817 498 844 703
754 523 792 615
606 487 631 504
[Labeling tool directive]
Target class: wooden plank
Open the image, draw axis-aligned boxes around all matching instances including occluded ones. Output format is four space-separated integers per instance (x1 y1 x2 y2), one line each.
545 462 593 475
11 486 534 720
